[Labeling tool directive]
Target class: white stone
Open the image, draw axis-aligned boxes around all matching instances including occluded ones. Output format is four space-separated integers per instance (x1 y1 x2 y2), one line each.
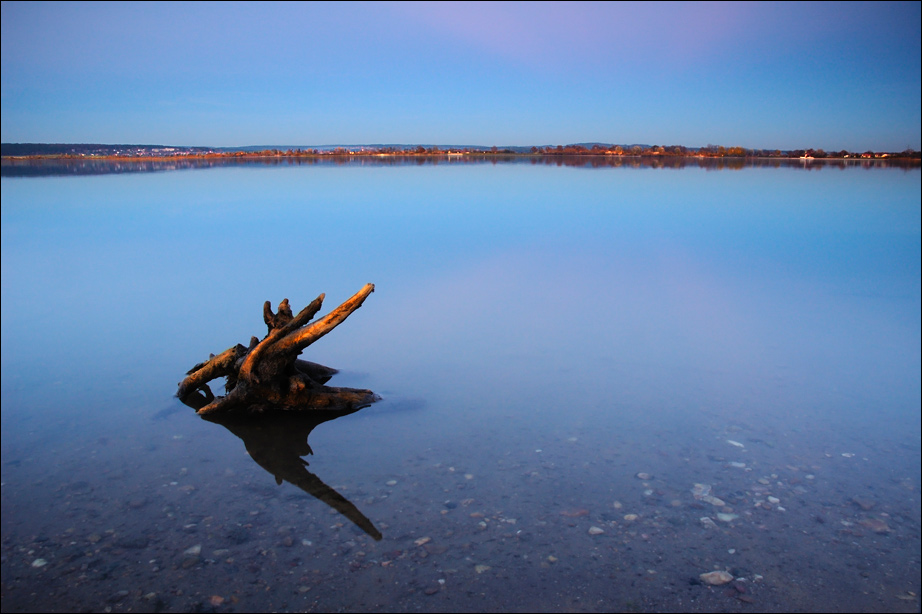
700 494 726 507
700 570 734 585
700 517 718 530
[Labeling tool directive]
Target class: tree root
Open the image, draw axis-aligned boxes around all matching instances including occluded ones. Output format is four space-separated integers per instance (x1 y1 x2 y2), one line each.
178 284 378 415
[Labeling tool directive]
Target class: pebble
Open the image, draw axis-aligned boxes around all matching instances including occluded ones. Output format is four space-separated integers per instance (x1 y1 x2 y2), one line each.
635 472 652 480
588 526 605 535
691 483 711 497
183 544 202 556
700 570 734 585
700 517 718 529
474 564 491 574
181 556 200 569
716 513 739 523
31 558 48 568
623 514 638 522
386 480 397 486
414 537 431 546
858 518 890 533
727 440 745 448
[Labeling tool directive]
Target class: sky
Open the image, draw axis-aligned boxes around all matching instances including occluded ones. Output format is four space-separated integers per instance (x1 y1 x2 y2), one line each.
1 1 920 151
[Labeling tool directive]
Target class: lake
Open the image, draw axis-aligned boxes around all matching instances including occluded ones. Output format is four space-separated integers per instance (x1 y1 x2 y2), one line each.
1 156 920 613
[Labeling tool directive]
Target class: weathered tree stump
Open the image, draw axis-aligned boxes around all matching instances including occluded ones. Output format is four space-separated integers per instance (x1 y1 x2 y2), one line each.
178 283 378 414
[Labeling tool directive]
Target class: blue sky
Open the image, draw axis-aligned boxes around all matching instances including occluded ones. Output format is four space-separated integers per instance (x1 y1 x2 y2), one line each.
1 1 919 150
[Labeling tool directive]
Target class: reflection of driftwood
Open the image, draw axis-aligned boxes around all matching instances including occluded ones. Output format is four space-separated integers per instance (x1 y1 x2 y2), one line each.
191 407 382 540
178 284 378 414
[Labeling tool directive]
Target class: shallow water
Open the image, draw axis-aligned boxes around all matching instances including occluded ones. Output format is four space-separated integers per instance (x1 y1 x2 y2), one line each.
2 157 920 612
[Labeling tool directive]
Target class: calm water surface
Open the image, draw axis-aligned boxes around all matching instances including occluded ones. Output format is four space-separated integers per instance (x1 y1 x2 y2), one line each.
2 158 920 612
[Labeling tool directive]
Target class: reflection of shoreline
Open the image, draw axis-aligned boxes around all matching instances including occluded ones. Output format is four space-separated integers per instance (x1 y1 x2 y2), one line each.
3 154 919 177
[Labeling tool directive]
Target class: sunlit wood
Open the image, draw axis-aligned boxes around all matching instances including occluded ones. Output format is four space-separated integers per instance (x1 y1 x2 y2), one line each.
178 284 378 415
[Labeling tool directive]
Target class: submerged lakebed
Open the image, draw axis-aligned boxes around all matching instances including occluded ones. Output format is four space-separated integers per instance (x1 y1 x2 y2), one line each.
1 157 920 612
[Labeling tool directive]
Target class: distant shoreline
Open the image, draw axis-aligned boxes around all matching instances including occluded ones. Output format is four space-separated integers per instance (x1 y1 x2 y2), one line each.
2 143 919 162
3 151 919 163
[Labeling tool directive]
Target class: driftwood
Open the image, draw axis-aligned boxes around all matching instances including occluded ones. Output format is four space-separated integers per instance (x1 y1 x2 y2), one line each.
178 283 378 414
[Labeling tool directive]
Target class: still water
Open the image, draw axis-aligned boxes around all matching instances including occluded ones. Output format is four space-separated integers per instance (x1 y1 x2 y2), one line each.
2 157 920 612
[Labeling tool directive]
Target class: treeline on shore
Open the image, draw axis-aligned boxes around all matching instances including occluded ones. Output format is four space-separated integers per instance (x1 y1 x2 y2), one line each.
2 142 919 161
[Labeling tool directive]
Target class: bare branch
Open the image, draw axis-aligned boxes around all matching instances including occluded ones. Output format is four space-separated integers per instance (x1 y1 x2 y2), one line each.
279 283 374 354
177 346 241 398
